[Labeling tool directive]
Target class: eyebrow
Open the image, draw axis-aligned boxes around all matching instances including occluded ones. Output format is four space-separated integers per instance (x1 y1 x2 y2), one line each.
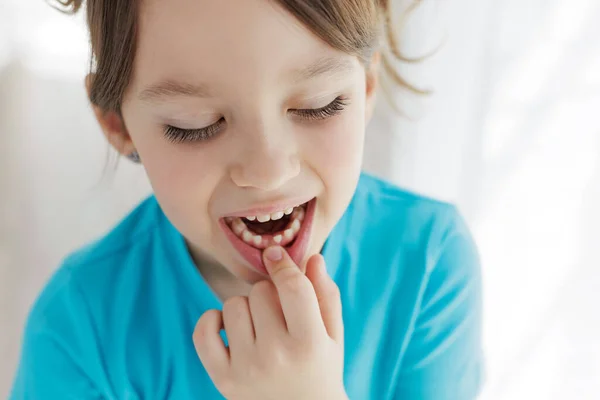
290 56 355 82
139 81 212 103
138 57 354 103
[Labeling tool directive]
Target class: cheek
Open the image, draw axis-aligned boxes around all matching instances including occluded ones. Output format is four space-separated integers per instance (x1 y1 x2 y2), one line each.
300 101 366 229
123 116 222 223
134 135 195 192
304 103 366 183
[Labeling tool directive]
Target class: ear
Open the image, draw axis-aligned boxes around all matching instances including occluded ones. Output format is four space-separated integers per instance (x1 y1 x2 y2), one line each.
85 73 136 157
365 51 381 123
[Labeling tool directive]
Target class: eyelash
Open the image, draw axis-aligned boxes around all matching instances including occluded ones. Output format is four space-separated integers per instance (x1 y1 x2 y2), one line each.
163 96 349 144
164 119 225 144
291 96 349 121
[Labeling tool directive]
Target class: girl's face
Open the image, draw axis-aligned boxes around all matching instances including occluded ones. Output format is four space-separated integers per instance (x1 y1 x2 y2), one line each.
113 0 377 283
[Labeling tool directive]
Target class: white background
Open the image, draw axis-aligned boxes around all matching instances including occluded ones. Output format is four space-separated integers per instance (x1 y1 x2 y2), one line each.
1 0 599 398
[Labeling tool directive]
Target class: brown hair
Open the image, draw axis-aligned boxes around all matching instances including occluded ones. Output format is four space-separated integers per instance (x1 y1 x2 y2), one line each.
53 0 424 114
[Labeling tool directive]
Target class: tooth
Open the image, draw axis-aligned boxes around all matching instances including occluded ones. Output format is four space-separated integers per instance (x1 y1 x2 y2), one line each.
243 231 253 242
253 235 262 246
273 234 282 244
233 220 245 235
270 211 284 220
284 207 294 215
284 229 294 240
246 216 256 221
297 207 305 222
291 219 301 234
257 214 271 223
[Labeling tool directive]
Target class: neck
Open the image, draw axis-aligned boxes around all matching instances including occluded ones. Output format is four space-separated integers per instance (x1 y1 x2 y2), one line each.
187 243 253 301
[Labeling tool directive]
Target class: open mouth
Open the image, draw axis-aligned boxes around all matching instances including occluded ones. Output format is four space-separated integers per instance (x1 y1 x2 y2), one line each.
219 198 317 274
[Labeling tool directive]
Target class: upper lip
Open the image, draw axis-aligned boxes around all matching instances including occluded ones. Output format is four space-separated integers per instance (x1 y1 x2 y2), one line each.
223 196 315 218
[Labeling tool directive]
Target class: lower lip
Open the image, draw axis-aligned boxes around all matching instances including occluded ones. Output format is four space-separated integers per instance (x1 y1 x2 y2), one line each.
219 198 316 275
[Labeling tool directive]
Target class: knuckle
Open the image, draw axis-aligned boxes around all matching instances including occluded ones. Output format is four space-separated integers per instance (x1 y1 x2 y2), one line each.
223 296 248 316
195 309 220 336
323 281 341 301
196 310 212 327
246 362 265 382
205 308 223 320
212 373 234 396
246 345 289 379
265 343 289 368
250 280 275 298
245 351 273 381
287 341 315 364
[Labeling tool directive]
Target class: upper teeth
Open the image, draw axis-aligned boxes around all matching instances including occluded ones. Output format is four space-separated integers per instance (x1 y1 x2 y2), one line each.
271 211 285 220
247 207 296 222
257 214 272 223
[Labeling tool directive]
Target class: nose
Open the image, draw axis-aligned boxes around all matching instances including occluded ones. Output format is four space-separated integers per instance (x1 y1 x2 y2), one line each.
229 123 301 191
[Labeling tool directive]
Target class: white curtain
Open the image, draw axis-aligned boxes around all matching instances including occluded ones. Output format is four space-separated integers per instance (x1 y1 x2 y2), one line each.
1 1 599 398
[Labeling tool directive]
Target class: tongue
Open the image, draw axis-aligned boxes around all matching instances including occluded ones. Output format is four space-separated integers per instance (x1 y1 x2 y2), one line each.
245 218 289 235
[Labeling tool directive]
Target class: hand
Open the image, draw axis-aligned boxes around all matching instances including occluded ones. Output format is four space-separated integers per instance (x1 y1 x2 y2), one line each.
193 246 347 400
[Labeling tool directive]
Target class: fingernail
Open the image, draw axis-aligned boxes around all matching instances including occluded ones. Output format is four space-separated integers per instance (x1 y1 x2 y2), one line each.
264 246 283 262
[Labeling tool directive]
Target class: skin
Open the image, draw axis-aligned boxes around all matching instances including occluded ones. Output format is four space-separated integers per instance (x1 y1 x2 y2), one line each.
89 0 379 397
194 246 347 400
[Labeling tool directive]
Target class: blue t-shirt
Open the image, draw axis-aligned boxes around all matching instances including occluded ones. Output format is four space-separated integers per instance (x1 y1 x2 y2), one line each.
10 172 484 399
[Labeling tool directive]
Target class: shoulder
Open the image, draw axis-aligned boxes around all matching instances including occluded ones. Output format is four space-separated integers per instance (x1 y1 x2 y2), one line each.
354 171 458 221
350 172 472 274
25 195 163 331
330 174 483 397
331 172 481 313
65 195 162 270
12 197 165 398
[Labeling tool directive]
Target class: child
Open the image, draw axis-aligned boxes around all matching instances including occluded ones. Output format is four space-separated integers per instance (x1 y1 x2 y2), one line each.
10 0 484 399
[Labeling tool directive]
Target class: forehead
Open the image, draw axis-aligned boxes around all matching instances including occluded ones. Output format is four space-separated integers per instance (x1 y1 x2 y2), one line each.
132 0 353 94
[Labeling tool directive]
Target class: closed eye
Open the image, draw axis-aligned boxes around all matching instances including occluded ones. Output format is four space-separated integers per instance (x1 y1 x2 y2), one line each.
162 96 349 144
163 118 225 144
290 96 349 120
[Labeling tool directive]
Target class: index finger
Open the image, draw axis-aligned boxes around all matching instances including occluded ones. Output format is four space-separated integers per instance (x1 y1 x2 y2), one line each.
262 246 325 339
